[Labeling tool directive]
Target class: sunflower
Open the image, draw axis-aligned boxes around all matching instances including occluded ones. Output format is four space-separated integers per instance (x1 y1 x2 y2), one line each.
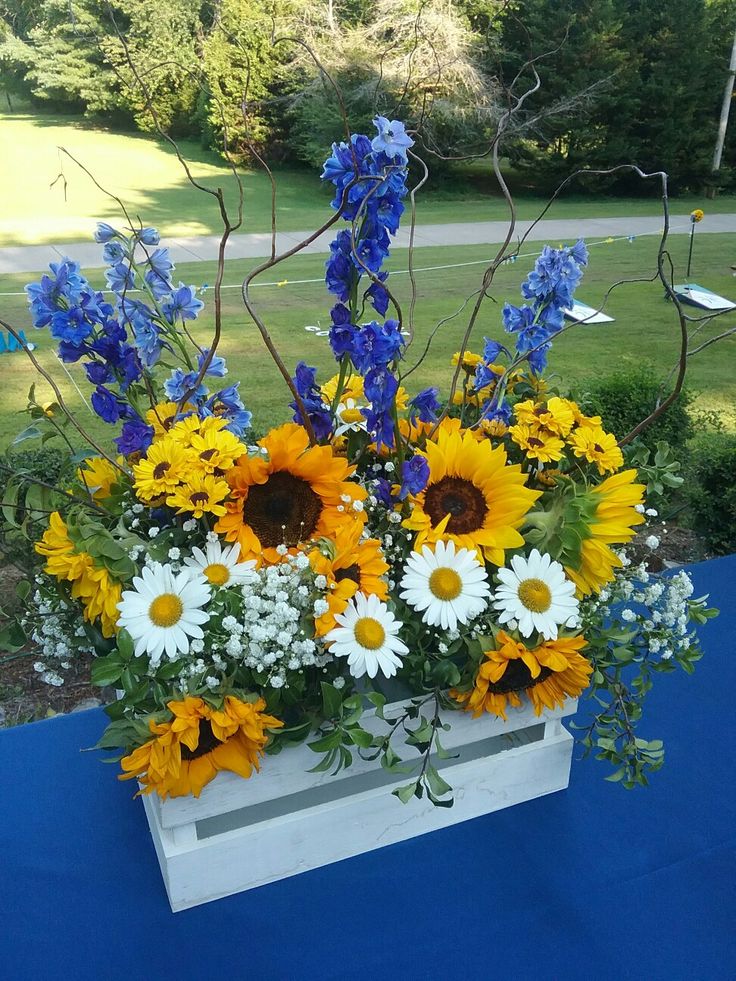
216 423 366 564
166 473 231 518
509 423 565 463
310 523 389 636
77 456 122 500
133 438 193 503
403 425 540 565
568 425 623 475
119 695 283 799
35 512 121 636
565 469 646 595
451 630 591 720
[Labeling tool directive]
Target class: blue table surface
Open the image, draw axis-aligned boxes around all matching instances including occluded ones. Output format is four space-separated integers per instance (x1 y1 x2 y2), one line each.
2 556 735 981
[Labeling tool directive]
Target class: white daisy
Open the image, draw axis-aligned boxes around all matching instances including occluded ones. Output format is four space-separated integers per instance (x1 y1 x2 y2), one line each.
334 398 368 437
324 592 408 679
116 562 211 664
399 540 490 632
183 539 257 589
493 549 579 640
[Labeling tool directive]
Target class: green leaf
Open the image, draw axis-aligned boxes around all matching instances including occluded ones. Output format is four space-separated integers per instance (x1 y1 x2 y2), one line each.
307 749 337 773
15 579 31 601
91 655 123 687
425 764 452 798
392 782 418 804
365 691 386 719
116 629 135 662
320 681 343 720
0 621 27 652
605 767 626 782
347 726 373 748
12 424 43 445
307 729 342 753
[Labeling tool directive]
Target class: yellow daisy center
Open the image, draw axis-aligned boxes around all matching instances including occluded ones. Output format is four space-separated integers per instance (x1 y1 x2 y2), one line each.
518 578 552 613
354 616 386 650
203 562 230 586
429 567 462 601
149 593 184 628
341 406 364 424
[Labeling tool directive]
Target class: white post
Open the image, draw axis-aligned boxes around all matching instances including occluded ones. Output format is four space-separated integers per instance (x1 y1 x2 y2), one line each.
710 27 736 194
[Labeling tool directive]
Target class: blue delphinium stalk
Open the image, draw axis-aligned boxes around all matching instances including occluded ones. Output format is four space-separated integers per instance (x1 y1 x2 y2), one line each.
289 362 334 441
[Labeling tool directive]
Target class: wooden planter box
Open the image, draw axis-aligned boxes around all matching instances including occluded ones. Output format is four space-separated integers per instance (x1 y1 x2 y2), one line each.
141 695 578 911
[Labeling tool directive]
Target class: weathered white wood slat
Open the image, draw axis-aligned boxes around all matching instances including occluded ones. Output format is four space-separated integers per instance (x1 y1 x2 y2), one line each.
139 693 578 911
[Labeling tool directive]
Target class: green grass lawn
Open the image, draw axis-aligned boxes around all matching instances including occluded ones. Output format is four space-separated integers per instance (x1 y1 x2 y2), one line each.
1 230 734 449
2 112 735 248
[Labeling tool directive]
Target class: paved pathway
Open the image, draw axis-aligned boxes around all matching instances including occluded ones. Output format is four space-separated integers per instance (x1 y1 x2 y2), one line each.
1 213 735 275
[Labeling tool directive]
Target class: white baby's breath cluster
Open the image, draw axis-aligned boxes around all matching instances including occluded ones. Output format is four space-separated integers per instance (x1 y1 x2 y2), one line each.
582 555 698 661
206 552 330 690
24 579 95 686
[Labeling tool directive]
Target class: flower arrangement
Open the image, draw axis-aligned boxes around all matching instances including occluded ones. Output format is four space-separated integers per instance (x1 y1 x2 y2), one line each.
8 118 716 805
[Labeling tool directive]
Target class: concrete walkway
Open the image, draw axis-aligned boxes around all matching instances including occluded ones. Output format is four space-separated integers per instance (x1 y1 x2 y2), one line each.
1 213 735 275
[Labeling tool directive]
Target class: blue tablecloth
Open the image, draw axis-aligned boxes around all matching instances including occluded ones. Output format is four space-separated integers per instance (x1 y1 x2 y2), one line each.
2 556 735 980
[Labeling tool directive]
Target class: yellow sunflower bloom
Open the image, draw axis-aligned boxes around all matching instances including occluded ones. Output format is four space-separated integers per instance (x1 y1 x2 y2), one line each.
509 422 565 463
451 350 484 371
565 469 646 595
216 423 366 565
133 438 193 503
77 456 122 501
452 630 591 720
310 523 389 636
691 209 704 223
166 473 231 518
514 397 575 437
35 512 121 637
402 425 540 565
568 425 624 475
119 695 283 799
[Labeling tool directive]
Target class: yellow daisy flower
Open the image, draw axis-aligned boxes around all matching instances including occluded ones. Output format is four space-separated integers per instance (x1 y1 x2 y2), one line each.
514 397 574 437
119 695 283 799
188 426 246 475
77 456 122 501
568 425 624 475
166 473 231 518
402 425 540 565
451 350 484 371
509 422 565 463
133 438 193 503
146 401 196 439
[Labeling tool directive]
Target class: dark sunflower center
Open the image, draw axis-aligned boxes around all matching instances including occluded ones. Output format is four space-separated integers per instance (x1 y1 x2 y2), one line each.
190 491 209 505
488 661 553 694
153 461 170 480
424 476 488 535
200 448 217 462
334 563 360 584
593 443 604 453
180 720 222 760
242 471 322 549
528 437 544 448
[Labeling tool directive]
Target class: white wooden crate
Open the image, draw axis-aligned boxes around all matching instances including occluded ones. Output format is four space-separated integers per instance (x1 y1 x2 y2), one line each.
141 696 577 911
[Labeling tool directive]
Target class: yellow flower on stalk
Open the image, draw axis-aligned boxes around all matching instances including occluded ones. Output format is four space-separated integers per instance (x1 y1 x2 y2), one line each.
478 417 509 439
166 473 231 518
514 397 575 437
451 630 591 720
146 401 196 439
451 350 484 371
565 469 646 595
568 425 624 475
691 209 704 223
119 695 283 799
168 413 230 449
35 512 121 636
189 426 246 475
509 423 565 463
402 425 540 565
310 523 389 636
133 438 193 503
216 423 366 565
77 456 121 501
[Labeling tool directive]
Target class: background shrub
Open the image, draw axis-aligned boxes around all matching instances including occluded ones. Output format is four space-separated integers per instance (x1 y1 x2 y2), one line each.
686 433 736 556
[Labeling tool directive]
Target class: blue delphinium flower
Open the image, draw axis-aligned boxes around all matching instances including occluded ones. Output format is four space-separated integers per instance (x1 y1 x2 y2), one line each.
371 116 414 164
105 261 136 295
132 315 162 368
115 419 154 456
399 455 430 500
289 361 333 441
351 319 404 374
202 384 253 437
163 284 205 324
408 387 440 425
164 368 208 402
137 227 160 246
198 348 228 378
94 222 118 244
364 364 399 450
144 248 175 300
328 303 357 361
91 386 124 424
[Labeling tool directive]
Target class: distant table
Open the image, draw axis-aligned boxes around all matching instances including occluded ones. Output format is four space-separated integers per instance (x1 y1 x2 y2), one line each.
2 556 735 981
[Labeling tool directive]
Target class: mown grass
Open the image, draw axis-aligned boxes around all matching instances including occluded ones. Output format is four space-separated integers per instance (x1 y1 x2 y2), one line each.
1 230 734 450
2 112 735 247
